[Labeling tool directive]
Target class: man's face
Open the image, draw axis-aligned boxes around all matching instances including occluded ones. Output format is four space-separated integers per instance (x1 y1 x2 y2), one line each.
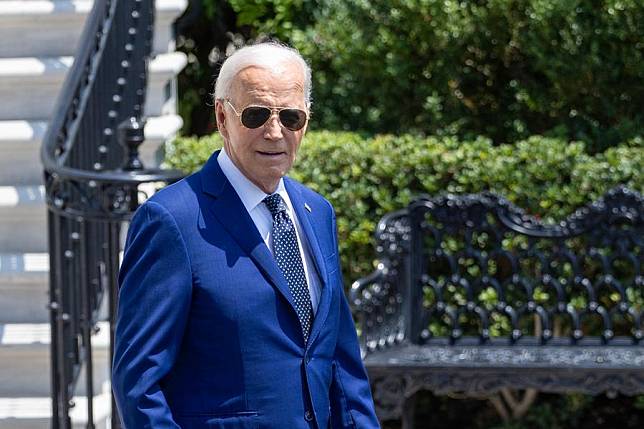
215 62 308 194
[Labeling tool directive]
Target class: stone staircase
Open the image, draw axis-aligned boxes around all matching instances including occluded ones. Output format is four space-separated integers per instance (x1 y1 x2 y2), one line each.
0 0 187 426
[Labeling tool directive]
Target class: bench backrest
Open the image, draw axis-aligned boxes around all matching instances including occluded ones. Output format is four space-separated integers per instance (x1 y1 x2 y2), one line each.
351 186 643 354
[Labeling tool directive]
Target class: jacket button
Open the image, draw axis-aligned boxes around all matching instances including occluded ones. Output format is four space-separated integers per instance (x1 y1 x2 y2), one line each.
304 410 314 421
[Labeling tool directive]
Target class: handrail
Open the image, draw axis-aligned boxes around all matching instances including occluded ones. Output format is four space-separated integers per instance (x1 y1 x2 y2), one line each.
41 0 112 170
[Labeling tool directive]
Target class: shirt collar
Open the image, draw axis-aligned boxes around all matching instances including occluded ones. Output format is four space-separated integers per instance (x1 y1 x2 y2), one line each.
217 148 290 214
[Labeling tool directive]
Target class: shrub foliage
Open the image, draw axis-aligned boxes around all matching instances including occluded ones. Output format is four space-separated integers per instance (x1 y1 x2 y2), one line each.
182 0 643 152
290 0 643 151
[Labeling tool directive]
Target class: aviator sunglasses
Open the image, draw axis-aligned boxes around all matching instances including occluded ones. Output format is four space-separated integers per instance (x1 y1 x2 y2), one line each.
225 100 308 131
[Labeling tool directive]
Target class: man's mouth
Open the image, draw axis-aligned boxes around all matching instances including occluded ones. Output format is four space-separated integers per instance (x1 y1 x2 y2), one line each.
257 150 286 157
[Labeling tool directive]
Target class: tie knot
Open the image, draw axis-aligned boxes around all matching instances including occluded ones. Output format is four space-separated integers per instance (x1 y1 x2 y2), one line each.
263 193 288 218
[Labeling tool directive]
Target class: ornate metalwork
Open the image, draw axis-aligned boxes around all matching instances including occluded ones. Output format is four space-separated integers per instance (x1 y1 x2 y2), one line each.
409 187 642 346
365 344 644 369
44 169 180 221
368 368 644 422
353 188 644 423
350 210 410 356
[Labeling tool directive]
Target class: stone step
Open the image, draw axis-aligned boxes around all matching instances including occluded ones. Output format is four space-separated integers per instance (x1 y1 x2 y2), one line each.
0 0 187 58
0 51 187 120
0 114 182 185
0 187 47 253
0 322 110 398
0 253 49 323
0 390 111 429
0 245 125 323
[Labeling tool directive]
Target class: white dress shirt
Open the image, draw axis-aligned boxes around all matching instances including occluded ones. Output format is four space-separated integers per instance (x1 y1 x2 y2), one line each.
217 149 321 313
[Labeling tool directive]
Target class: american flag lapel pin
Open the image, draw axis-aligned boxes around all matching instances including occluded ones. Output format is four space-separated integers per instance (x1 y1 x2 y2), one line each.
304 203 312 213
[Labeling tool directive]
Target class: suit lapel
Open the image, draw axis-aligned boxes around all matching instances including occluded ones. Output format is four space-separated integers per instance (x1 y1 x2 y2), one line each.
285 179 332 346
200 151 296 311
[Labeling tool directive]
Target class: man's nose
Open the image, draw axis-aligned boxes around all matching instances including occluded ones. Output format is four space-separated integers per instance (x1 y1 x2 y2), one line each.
263 112 283 141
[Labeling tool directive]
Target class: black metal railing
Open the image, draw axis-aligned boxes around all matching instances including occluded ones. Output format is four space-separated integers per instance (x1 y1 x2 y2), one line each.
41 0 183 427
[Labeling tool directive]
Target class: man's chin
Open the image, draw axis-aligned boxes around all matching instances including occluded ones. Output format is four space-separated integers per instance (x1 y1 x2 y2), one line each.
257 157 291 175
250 170 288 193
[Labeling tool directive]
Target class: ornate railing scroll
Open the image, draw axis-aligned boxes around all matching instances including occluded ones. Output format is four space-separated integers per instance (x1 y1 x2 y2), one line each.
350 209 410 356
41 0 183 428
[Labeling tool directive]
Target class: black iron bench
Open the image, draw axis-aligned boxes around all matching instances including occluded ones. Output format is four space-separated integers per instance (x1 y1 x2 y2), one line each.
350 186 643 427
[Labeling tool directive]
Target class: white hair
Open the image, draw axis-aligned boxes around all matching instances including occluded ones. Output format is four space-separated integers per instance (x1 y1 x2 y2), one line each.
213 41 312 106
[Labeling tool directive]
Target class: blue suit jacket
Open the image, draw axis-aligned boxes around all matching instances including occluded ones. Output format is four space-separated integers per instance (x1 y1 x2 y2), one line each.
112 151 380 428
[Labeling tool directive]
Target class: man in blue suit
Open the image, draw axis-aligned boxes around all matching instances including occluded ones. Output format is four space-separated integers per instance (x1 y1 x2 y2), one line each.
112 42 380 428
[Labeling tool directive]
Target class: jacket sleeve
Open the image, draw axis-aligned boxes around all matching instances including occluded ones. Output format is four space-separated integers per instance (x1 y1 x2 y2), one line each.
328 207 381 428
112 201 192 428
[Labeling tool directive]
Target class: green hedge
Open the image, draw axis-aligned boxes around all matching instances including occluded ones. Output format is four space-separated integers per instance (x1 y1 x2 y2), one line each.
294 0 644 151
186 0 643 151
164 131 643 283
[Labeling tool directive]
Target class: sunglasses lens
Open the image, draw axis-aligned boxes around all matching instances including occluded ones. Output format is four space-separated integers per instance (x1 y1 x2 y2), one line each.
241 107 271 128
279 109 307 131
238 105 307 130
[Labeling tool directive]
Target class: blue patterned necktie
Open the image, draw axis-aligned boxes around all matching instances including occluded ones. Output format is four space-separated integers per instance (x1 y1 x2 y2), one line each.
264 193 313 343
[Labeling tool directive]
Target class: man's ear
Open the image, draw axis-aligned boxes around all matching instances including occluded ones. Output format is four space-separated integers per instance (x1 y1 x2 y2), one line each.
300 113 309 138
215 100 229 140
301 104 311 137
